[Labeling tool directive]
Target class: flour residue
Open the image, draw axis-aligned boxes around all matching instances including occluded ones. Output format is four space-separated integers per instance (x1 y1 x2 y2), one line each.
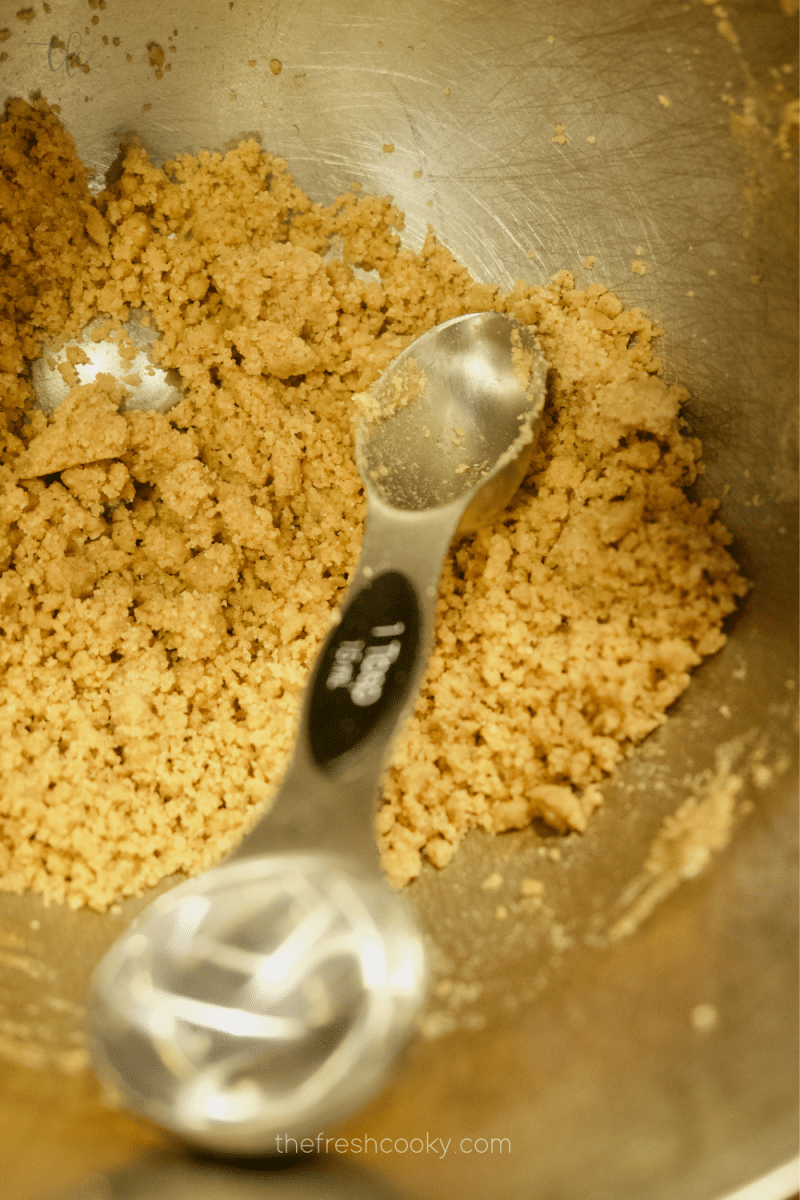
608 742 747 941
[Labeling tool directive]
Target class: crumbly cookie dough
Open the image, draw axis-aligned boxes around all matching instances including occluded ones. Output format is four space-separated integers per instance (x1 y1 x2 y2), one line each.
0 97 748 909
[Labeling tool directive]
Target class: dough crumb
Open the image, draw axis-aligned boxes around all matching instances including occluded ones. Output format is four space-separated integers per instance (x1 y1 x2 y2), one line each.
551 124 568 145
382 143 395 153
691 1003 719 1032
147 41 165 79
658 94 672 107
269 58 282 75
632 259 647 274
481 871 504 891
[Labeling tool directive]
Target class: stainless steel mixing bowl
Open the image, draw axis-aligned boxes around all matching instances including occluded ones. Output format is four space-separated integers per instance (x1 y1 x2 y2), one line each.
1 2 797 1199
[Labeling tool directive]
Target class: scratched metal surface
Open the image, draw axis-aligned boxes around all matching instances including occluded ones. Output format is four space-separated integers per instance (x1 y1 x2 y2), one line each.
1 2 798 1199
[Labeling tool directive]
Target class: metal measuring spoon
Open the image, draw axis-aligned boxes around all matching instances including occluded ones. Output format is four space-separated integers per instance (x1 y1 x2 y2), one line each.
87 311 547 1156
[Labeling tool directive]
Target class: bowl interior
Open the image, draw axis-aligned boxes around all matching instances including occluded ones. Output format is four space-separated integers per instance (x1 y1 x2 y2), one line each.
0 3 797 1199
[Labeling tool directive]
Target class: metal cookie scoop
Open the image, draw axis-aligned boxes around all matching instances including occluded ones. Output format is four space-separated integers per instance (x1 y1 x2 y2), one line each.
87 311 547 1156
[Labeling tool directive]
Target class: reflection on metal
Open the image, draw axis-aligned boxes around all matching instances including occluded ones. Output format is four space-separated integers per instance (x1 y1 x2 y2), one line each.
32 309 184 416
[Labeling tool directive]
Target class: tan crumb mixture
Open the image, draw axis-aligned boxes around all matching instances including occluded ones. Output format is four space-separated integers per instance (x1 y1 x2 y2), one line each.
147 42 165 80
0 98 748 910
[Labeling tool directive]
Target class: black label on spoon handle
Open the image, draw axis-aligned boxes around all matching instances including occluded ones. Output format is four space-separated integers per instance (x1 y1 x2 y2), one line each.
308 571 420 770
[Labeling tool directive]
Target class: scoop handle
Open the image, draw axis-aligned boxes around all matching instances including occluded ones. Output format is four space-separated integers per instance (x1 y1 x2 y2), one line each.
230 498 464 868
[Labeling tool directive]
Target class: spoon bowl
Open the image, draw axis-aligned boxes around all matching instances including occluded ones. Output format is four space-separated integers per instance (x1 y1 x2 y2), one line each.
357 311 546 532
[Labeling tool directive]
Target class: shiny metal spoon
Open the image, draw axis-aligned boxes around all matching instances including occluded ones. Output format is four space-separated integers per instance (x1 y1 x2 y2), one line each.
87 311 547 1156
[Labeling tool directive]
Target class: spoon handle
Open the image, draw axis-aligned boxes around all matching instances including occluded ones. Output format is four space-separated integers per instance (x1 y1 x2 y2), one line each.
231 498 465 868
